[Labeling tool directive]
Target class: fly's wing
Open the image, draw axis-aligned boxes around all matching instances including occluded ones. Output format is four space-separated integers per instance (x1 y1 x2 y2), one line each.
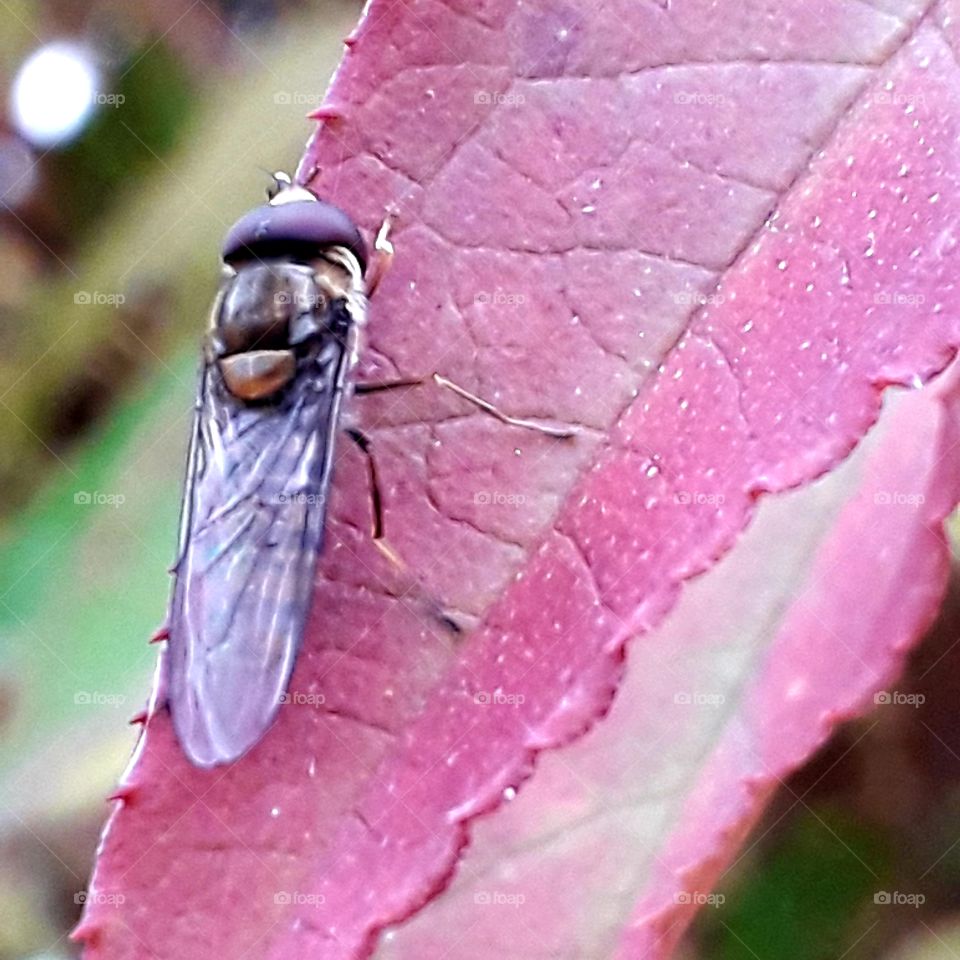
167 333 349 767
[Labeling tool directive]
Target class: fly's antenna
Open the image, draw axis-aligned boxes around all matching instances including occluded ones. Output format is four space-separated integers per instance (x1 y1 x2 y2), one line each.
264 170 317 207
264 169 293 201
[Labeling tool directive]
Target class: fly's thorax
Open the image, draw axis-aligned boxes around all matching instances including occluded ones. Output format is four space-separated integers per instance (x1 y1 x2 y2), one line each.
211 252 364 402
214 261 319 353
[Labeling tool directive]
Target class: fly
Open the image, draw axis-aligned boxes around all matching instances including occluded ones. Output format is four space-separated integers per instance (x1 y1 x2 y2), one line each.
166 173 390 768
163 174 575 768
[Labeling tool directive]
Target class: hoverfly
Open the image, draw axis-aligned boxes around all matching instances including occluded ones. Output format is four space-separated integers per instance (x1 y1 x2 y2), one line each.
165 173 391 768
162 174 574 768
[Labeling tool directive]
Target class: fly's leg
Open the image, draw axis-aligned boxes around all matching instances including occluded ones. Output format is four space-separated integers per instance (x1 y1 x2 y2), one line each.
355 374 578 439
353 376 422 394
345 427 387 548
345 426 461 634
364 215 395 298
432 375 577 438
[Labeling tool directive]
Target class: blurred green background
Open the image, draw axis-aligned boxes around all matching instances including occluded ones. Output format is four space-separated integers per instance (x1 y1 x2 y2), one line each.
0 2 959 959
0 2 359 955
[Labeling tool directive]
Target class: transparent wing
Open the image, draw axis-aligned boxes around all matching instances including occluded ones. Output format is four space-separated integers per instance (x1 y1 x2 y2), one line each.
167 334 350 766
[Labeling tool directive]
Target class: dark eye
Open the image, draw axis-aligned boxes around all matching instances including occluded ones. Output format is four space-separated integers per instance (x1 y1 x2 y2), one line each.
221 199 368 273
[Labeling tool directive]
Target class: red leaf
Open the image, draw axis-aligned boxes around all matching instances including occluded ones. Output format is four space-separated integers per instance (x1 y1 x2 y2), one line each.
79 3 960 958
371 367 960 960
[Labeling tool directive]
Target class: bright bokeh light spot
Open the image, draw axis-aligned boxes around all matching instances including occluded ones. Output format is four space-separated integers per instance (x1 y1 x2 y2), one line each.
10 42 100 148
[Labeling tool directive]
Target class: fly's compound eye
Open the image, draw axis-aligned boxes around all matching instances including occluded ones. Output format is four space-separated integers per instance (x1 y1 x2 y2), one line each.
222 198 368 274
219 350 296 401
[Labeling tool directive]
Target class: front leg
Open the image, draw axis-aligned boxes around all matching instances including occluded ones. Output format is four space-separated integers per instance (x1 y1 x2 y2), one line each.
364 214 395 298
354 374 578 439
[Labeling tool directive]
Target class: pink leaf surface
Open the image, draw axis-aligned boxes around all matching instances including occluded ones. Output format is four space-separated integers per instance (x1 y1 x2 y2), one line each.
79 2 960 958
372 367 960 960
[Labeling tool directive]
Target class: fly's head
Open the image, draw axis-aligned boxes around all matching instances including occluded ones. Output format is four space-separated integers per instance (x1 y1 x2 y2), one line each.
212 174 368 402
